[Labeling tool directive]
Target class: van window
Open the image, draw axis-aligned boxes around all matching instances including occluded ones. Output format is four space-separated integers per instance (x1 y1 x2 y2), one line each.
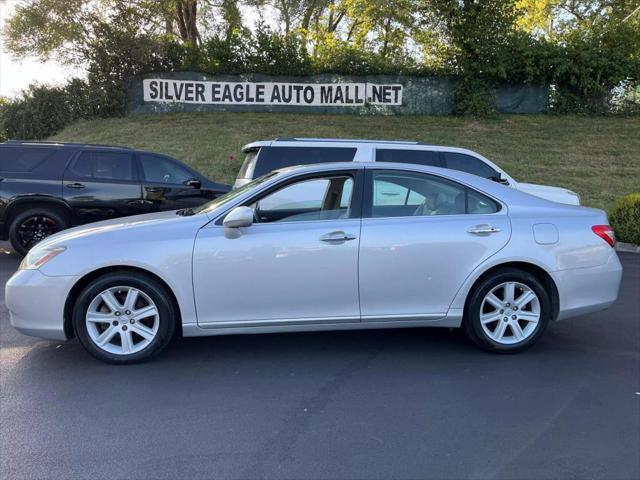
238 149 259 179
442 152 497 180
253 147 357 177
376 149 442 167
0 147 56 172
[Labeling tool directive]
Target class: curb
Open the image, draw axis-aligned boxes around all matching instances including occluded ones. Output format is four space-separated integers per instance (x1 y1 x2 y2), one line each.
616 242 640 254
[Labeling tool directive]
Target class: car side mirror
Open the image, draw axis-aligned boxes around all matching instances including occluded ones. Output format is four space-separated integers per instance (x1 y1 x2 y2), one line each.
223 206 254 228
491 174 509 185
186 178 202 189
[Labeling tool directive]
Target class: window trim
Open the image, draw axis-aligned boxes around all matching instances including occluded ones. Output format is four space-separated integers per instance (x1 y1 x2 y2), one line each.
215 169 364 226
65 149 140 184
363 168 503 219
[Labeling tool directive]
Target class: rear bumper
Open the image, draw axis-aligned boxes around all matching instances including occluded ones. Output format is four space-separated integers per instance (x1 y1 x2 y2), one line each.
555 252 623 321
5 269 79 340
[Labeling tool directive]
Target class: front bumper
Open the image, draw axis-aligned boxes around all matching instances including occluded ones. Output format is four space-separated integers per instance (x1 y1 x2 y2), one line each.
555 252 623 321
5 269 79 340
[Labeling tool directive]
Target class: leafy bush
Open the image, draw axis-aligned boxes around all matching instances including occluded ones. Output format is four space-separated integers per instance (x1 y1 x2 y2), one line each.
0 82 92 140
609 193 640 245
85 19 185 117
551 20 640 114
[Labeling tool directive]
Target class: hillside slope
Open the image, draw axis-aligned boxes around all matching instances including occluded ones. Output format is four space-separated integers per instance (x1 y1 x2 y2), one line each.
51 113 640 210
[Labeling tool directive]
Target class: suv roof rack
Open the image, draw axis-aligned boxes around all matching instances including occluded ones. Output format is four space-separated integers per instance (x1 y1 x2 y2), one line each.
3 140 132 150
274 137 426 145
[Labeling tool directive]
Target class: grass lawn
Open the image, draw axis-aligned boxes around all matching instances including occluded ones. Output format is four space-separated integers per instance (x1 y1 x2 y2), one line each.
51 112 640 211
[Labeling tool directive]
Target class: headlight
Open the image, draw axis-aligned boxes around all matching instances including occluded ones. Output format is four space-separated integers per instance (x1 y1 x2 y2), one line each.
19 246 66 270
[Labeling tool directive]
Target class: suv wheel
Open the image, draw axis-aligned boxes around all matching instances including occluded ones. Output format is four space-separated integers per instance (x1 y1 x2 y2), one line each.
464 268 551 353
73 271 177 364
9 207 69 256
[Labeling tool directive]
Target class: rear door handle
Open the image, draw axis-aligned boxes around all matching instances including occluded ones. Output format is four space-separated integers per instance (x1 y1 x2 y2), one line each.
66 182 85 189
320 231 358 243
467 224 501 235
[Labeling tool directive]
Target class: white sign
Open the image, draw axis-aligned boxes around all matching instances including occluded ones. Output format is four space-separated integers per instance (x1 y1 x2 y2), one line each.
143 79 402 106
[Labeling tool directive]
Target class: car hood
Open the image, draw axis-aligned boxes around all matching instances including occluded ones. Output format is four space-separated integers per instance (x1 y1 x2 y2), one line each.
36 210 206 250
517 182 580 205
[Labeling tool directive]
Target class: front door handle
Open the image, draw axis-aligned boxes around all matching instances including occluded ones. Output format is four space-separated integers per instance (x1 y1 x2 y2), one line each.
66 182 85 189
145 186 163 193
467 224 501 235
319 231 358 243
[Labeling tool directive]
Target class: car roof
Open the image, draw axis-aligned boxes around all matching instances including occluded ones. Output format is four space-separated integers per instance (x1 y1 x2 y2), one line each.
2 140 132 150
242 138 429 151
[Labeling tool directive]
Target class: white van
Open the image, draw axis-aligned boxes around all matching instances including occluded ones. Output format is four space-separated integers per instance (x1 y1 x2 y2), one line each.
235 138 580 205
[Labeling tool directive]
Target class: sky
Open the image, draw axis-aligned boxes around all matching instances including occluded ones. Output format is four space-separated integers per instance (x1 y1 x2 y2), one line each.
0 1 269 98
0 1 85 97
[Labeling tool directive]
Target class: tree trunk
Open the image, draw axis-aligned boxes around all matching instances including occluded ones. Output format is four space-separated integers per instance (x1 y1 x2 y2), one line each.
175 0 199 45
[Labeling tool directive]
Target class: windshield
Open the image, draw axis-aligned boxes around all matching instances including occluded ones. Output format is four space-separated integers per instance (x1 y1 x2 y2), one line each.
189 172 277 215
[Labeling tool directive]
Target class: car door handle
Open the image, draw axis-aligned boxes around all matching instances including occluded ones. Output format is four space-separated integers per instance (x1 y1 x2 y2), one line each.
319 231 358 243
144 186 163 193
467 224 501 235
66 182 86 189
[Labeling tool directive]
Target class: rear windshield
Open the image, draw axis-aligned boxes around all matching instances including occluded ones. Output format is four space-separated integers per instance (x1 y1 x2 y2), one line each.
253 146 357 177
0 146 56 172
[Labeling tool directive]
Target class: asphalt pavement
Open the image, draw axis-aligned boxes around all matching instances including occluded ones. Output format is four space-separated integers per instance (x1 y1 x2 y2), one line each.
1 245 638 480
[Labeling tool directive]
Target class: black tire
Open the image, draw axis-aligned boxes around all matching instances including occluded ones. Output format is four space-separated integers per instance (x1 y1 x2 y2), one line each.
463 268 551 353
72 271 177 364
9 207 69 256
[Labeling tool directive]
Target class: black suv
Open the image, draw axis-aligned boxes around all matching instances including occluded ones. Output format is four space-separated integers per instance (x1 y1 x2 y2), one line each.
0 141 230 255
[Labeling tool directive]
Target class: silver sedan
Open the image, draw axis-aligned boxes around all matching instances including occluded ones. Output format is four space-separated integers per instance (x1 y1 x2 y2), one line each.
6 162 622 364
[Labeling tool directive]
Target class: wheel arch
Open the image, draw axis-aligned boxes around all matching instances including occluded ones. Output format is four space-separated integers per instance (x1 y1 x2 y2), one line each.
5 197 73 227
63 266 183 339
460 261 560 323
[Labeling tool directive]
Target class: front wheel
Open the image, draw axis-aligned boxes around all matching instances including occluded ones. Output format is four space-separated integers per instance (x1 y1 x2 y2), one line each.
73 271 177 364
9 207 69 256
463 268 551 353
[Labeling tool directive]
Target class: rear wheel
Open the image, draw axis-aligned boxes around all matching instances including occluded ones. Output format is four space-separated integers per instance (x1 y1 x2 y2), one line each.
73 272 177 364
9 207 69 256
464 268 551 353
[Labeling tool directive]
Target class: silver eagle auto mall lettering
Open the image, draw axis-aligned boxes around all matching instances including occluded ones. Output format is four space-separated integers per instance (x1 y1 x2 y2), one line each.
143 79 403 106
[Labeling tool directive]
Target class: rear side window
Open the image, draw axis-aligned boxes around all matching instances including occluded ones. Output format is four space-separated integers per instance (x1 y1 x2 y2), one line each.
367 169 500 218
442 152 497 180
253 147 357 177
69 151 135 181
0 147 56 172
376 149 442 167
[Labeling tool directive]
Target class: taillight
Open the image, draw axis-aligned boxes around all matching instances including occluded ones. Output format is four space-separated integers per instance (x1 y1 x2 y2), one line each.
592 225 615 247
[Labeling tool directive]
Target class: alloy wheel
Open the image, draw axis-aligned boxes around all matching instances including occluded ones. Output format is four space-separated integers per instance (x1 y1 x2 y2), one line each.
85 286 160 355
17 216 60 249
479 281 541 345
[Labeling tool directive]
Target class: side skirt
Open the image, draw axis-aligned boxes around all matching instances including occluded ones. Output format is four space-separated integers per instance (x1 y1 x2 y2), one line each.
183 312 463 338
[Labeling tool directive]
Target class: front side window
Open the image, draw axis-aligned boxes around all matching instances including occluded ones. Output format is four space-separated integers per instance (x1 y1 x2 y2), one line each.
368 170 499 218
253 147 357 177
70 151 135 181
442 152 497 180
140 154 193 184
251 175 354 223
